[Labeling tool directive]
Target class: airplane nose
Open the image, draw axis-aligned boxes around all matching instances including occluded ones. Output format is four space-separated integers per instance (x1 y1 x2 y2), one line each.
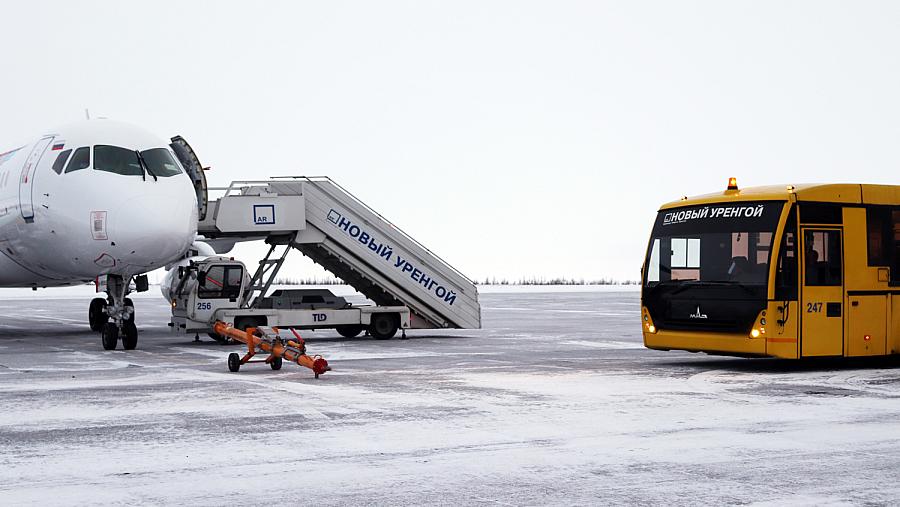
108 193 196 268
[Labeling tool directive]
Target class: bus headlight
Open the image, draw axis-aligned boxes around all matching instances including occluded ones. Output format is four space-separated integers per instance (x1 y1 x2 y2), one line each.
642 307 657 334
750 310 768 338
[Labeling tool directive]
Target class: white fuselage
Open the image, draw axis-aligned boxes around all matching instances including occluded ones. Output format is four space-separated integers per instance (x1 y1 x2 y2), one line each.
0 120 198 287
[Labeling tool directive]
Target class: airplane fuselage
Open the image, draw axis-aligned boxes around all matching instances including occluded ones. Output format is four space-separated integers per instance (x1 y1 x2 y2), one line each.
0 120 198 287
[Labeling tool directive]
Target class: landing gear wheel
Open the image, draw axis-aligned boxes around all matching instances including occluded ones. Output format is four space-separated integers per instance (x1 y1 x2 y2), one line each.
122 321 138 350
336 325 365 338
228 353 241 372
124 298 135 323
370 314 398 340
270 357 283 370
89 298 108 332
101 323 119 350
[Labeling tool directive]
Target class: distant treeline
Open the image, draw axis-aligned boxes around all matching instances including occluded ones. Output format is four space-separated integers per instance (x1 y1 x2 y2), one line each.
274 276 638 286
475 277 639 286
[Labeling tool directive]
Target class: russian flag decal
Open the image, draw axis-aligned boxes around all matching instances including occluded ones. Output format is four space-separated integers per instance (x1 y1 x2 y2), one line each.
51 143 65 151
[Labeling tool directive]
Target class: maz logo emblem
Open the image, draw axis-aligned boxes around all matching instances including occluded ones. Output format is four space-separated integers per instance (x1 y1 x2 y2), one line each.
689 306 708 319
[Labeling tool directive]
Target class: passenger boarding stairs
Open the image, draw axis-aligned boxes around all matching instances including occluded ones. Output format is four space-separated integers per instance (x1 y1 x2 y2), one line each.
197 177 481 330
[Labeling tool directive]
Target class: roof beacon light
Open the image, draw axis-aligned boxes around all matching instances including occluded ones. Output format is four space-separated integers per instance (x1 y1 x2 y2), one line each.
727 177 739 191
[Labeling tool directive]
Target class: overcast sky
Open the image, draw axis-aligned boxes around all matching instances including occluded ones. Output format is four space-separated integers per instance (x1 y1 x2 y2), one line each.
2 1 899 282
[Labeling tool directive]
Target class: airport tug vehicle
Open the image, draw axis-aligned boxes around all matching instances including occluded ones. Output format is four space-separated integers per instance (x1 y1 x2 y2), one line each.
169 256 411 340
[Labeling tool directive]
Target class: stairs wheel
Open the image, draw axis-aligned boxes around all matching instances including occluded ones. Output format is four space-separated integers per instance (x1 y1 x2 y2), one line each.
336 325 364 338
370 314 398 340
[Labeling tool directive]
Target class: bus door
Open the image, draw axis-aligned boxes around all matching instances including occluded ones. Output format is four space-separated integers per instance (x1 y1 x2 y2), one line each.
800 228 843 356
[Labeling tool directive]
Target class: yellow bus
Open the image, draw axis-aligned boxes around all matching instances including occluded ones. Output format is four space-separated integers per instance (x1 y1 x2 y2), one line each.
641 178 900 359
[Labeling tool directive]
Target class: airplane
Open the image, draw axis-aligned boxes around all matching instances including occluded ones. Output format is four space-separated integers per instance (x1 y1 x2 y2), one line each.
0 119 207 350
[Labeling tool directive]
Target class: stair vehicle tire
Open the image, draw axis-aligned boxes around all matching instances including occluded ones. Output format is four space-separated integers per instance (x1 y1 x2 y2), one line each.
101 323 118 350
370 314 398 340
89 298 108 332
122 321 138 350
336 325 365 338
235 317 261 333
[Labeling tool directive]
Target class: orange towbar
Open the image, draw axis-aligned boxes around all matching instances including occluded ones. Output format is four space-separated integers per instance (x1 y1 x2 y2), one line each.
213 321 330 378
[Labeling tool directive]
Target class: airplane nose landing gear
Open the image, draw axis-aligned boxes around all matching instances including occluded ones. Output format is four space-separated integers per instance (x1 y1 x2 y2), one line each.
96 275 139 350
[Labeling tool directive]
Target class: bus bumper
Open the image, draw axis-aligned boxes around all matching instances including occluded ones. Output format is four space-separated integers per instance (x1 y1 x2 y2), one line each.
643 329 795 358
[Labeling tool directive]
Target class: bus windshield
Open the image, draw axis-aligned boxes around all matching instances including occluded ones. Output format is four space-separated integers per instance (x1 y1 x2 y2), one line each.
644 201 785 290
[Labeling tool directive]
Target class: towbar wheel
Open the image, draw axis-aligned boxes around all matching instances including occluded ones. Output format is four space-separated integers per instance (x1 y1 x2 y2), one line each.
227 352 241 372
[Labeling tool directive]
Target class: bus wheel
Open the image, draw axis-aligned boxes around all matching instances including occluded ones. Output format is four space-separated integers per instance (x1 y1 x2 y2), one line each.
336 325 364 338
370 314 398 340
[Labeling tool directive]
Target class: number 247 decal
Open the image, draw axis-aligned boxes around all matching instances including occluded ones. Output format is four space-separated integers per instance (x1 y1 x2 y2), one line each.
806 302 823 313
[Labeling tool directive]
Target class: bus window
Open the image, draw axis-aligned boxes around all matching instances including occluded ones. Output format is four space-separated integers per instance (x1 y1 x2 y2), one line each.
646 239 660 283
670 237 701 280
804 230 841 286
892 210 900 284
775 207 798 300
800 203 842 224
867 207 891 266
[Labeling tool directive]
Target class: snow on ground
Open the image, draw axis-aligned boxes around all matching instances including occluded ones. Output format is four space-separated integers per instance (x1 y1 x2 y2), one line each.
0 290 898 505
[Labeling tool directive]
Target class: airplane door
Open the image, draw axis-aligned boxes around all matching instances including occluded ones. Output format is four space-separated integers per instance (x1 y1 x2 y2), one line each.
800 228 843 357
19 136 54 220
170 136 208 221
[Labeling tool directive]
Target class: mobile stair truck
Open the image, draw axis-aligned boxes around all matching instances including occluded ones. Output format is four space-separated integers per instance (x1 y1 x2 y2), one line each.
168 177 481 340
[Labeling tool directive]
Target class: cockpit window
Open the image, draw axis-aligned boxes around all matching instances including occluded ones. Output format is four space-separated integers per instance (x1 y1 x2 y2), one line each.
51 149 72 174
64 147 91 173
140 148 182 177
94 145 143 176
